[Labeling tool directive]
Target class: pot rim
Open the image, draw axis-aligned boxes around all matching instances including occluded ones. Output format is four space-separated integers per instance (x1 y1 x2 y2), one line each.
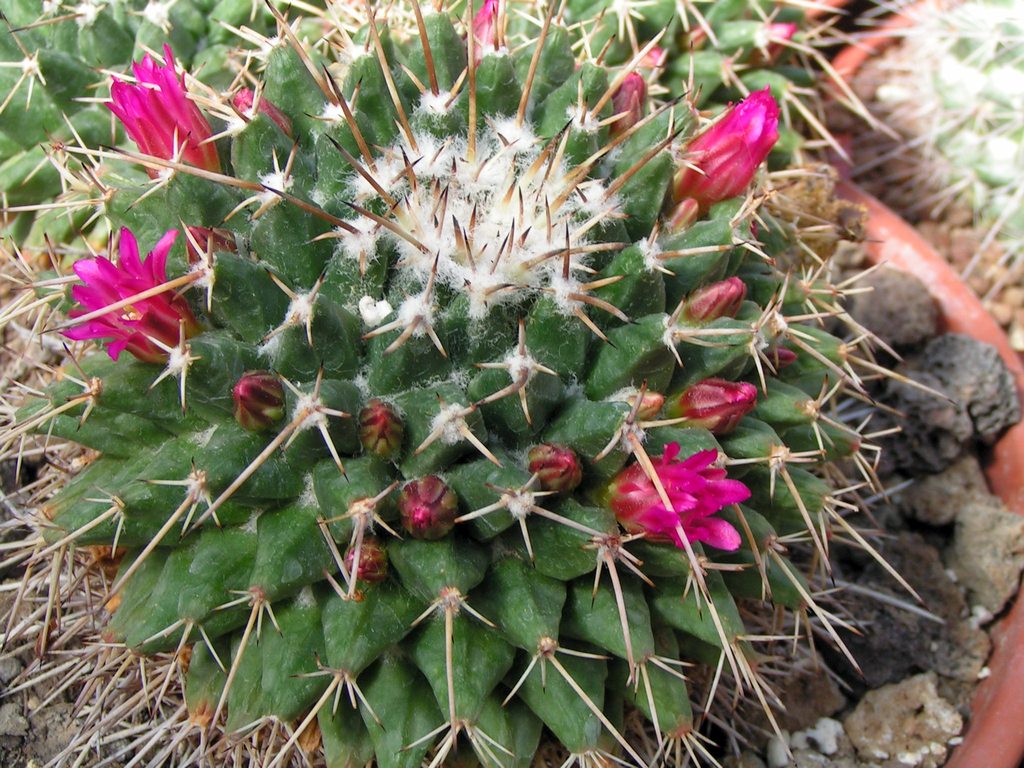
831 0 950 80
838 180 1024 768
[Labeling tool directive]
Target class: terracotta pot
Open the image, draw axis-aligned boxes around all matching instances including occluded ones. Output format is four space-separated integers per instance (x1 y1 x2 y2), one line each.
831 1 924 80
838 181 1024 768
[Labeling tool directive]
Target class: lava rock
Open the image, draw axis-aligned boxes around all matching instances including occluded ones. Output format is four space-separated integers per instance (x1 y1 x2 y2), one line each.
844 673 962 768
920 333 1021 444
848 268 939 350
877 371 972 475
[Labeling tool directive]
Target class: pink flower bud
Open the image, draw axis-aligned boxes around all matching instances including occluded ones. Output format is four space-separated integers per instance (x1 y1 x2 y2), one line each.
667 198 700 232
761 22 797 63
630 391 665 420
665 378 758 434
400 477 458 540
472 0 500 62
64 228 199 362
672 88 780 213
607 443 748 551
344 536 389 584
610 73 646 137
233 371 286 431
639 46 667 69
359 399 404 459
107 45 220 177
232 88 292 136
684 278 747 322
527 443 583 495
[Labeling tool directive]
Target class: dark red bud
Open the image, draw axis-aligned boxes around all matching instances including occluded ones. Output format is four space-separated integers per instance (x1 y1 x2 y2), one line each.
666 378 758 434
684 278 747 322
527 443 583 495
185 226 235 266
400 476 458 540
770 346 798 370
359 399 404 459
344 536 388 584
232 371 285 431
610 73 646 137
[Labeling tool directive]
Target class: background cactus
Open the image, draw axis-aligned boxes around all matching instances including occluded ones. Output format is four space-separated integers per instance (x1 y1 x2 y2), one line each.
844 0 1024 344
1 2 896 765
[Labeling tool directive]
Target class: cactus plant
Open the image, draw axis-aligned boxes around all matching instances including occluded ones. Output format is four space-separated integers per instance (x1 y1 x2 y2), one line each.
843 0 1024 342
1 2 891 765
0 0 316 242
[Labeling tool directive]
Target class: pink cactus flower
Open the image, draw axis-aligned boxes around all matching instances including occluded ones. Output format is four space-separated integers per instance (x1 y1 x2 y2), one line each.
608 443 749 551
472 0 500 62
610 73 647 137
64 228 198 363
108 45 221 177
673 87 780 212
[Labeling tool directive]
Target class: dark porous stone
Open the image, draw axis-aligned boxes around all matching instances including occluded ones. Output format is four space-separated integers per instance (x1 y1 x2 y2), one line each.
920 333 1021 444
847 268 939 351
877 371 972 475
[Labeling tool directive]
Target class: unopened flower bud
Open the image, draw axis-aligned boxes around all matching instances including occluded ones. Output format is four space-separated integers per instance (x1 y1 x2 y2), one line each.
610 73 646 137
770 346 797 370
184 226 235 266
344 536 389 584
631 391 665 420
639 46 667 69
684 278 747 322
667 198 699 232
472 0 500 62
232 371 286 431
400 476 458 540
759 22 798 64
673 88 780 213
232 88 292 136
359 399 404 459
666 378 758 434
527 443 583 495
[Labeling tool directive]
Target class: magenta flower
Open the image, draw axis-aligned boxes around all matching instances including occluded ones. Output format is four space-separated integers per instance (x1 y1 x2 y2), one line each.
472 0 500 61
64 228 198 363
108 45 220 177
608 444 749 551
672 87 780 212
